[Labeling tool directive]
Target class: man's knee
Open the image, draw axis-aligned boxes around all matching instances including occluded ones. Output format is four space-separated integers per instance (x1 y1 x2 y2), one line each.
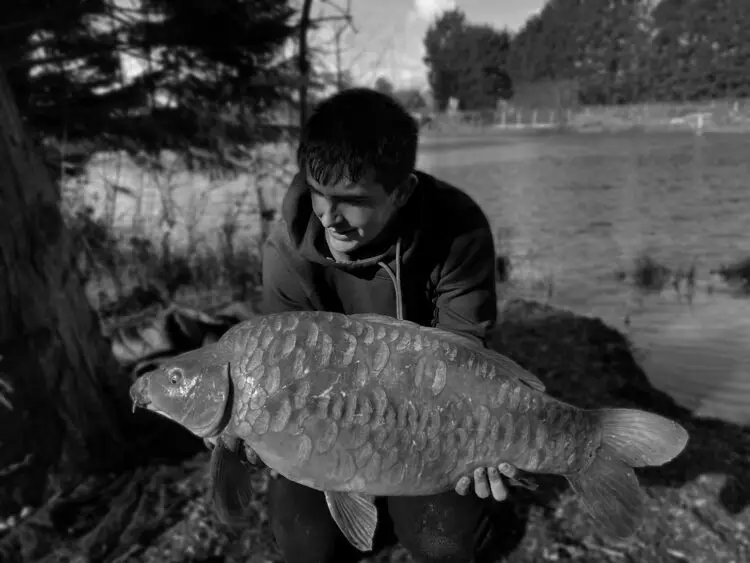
401 529 477 563
387 492 492 563
267 475 363 563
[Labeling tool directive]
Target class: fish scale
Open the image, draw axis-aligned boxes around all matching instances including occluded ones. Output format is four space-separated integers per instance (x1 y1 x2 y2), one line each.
131 310 689 552
224 312 594 494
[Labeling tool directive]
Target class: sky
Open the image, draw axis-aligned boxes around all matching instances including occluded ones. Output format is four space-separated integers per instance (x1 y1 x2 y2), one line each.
312 0 548 90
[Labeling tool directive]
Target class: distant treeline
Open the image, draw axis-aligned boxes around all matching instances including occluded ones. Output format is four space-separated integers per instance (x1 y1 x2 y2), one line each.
5 0 749 166
422 1 750 112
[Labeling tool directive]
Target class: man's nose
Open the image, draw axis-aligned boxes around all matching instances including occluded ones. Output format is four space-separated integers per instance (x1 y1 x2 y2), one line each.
319 199 339 228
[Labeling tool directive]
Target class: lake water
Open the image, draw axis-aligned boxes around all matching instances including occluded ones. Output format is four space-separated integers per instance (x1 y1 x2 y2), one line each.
419 131 750 425
419 131 750 323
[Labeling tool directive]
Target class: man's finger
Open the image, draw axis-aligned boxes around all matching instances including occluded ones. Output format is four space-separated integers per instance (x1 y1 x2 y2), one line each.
488 467 507 501
455 476 471 495
473 468 490 499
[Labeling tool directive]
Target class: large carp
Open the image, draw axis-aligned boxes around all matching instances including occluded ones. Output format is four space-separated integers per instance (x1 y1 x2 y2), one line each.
130 311 689 551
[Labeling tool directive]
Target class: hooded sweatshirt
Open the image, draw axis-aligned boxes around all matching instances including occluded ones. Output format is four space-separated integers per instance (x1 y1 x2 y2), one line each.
260 169 497 345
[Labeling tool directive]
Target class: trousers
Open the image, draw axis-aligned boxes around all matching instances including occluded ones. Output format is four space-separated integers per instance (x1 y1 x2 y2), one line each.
267 474 523 563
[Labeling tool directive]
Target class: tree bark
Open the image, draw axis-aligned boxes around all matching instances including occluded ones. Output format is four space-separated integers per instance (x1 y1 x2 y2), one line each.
298 0 314 128
0 67 129 497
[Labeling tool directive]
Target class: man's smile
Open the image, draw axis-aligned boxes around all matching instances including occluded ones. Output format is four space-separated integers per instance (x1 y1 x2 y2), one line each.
327 228 356 240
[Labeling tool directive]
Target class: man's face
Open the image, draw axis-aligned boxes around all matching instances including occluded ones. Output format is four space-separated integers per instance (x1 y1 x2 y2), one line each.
307 168 413 257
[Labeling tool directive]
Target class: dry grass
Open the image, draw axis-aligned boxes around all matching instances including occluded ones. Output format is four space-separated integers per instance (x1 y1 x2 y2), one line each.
64 203 265 320
710 257 750 294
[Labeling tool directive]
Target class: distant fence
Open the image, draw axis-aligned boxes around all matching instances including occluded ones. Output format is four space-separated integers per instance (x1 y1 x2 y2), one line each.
422 98 750 133
574 98 750 129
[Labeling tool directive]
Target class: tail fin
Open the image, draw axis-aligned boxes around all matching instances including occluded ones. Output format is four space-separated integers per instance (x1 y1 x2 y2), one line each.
598 408 689 467
567 408 689 539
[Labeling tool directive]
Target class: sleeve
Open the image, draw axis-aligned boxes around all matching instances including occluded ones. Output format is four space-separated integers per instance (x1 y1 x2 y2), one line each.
259 234 312 315
432 208 497 347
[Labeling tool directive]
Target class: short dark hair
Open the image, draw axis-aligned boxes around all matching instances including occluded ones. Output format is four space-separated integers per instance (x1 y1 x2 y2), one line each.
297 88 419 193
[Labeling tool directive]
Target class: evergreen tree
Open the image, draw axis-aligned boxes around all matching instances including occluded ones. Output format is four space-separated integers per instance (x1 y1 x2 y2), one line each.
1 0 296 171
423 8 513 112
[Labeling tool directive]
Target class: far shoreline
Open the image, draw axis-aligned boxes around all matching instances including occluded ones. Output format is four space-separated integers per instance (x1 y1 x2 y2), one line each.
418 124 750 153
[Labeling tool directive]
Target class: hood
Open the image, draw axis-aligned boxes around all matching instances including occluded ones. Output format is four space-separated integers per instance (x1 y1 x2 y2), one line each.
280 170 430 273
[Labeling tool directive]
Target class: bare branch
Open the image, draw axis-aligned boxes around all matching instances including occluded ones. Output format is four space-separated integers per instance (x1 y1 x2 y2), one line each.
309 0 358 92
311 14 353 25
319 0 357 30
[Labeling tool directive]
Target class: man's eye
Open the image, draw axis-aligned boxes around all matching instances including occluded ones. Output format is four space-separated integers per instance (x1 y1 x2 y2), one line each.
310 191 367 206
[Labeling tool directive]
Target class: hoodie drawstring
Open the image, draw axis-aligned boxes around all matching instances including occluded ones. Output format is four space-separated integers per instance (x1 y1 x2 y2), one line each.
377 237 403 321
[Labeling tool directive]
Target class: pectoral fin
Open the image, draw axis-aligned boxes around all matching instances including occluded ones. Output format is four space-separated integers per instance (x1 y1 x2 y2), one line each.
324 491 378 552
209 437 255 526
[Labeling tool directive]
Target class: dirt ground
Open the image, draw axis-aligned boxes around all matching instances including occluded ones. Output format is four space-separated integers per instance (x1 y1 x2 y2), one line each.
1 298 748 562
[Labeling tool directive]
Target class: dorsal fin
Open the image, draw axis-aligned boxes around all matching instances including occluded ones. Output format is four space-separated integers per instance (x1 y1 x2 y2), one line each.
349 313 420 328
347 314 546 392
497 358 546 392
419 325 489 349
420 325 546 392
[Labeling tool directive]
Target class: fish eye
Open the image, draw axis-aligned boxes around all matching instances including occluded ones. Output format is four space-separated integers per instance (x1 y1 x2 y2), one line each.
168 368 183 385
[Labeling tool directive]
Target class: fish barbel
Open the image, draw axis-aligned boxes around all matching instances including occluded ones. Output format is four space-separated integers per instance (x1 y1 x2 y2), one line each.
130 311 689 551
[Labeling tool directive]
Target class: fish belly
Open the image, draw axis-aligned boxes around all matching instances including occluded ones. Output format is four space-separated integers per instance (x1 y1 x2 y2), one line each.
226 311 590 494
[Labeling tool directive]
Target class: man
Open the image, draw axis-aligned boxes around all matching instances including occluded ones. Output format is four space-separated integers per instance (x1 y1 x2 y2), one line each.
217 88 517 563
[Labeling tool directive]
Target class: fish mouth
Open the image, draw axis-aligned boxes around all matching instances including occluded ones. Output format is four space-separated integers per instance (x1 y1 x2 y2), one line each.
129 377 152 412
128 383 176 423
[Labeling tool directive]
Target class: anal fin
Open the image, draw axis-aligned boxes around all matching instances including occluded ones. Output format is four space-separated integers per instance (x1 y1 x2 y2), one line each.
567 443 644 539
324 491 378 552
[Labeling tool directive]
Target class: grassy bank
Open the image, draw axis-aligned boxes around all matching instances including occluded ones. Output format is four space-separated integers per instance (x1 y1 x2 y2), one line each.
1 294 747 563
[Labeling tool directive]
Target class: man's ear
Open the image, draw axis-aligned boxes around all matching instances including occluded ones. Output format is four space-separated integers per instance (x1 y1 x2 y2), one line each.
393 173 418 208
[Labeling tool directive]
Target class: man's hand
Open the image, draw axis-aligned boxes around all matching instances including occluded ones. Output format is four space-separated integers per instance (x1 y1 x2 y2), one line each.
455 466 508 501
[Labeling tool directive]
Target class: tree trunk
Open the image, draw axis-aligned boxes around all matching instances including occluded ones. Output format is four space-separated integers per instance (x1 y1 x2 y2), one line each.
298 0 314 127
0 67 129 508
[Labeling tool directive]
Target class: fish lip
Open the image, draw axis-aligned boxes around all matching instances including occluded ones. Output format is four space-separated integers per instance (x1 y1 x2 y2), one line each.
129 380 151 410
